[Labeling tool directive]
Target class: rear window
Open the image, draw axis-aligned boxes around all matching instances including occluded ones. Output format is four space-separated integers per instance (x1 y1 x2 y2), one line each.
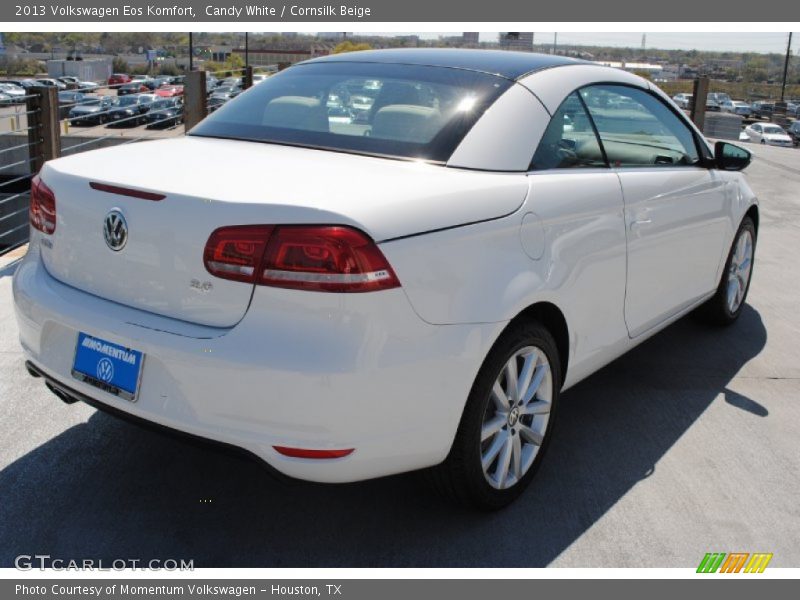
189 62 512 162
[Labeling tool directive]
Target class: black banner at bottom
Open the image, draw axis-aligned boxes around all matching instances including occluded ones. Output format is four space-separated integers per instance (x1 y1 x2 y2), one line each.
4 579 796 600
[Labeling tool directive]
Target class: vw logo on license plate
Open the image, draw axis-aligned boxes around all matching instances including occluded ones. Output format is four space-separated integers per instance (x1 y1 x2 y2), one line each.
96 357 115 383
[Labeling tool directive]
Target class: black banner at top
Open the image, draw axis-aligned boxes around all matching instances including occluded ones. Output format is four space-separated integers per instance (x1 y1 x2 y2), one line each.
3 0 800 22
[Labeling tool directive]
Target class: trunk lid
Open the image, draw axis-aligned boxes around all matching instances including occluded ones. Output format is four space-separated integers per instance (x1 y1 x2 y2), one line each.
40 136 527 327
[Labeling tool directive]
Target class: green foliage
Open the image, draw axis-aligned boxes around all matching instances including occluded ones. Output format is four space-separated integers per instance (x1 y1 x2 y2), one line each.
112 56 129 73
0 57 43 76
332 41 373 54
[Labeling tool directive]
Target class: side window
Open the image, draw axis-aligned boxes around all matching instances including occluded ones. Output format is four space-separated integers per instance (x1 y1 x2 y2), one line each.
580 85 701 168
530 92 605 170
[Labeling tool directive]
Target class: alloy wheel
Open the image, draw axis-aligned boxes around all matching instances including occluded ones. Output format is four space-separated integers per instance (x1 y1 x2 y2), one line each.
480 346 553 489
727 228 753 313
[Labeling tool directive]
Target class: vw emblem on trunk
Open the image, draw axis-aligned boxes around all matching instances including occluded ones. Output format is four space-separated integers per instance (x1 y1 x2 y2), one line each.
103 210 128 251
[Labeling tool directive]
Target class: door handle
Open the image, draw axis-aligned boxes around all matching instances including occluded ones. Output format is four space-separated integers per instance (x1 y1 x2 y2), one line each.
630 218 652 231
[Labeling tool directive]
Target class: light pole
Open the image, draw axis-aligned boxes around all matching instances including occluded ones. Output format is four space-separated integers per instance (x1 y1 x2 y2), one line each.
780 32 793 102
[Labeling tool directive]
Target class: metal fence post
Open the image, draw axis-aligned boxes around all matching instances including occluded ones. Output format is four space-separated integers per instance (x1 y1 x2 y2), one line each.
184 70 208 131
690 76 709 133
26 86 61 173
243 65 254 90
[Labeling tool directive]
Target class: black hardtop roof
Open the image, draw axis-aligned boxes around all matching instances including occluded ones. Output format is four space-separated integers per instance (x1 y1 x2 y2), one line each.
302 48 587 80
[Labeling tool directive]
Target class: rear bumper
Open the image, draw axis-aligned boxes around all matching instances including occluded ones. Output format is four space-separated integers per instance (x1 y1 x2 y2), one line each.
13 242 503 483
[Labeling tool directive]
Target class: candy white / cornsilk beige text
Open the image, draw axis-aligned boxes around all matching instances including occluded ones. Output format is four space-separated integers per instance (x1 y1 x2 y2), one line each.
207 5 372 18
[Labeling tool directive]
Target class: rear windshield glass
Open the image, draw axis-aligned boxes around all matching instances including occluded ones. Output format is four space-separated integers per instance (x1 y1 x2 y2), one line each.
189 62 512 162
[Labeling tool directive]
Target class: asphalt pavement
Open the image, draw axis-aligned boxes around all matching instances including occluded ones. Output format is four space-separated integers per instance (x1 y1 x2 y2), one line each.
0 143 798 568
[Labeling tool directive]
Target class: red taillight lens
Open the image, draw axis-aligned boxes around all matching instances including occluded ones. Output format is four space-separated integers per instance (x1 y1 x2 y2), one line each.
203 225 400 292
30 174 56 234
203 225 274 283
261 226 400 292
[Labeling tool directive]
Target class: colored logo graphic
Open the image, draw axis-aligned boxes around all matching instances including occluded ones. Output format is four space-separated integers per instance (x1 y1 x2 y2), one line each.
96 358 115 383
697 552 773 573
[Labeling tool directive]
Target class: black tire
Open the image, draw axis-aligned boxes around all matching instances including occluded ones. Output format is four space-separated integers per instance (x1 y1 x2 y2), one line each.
428 320 561 510
697 216 756 325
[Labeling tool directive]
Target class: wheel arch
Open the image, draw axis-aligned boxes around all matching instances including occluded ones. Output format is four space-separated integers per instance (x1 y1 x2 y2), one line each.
507 301 570 389
745 203 759 235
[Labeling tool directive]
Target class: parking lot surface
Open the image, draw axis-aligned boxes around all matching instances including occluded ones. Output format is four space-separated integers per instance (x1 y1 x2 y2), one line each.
0 144 798 568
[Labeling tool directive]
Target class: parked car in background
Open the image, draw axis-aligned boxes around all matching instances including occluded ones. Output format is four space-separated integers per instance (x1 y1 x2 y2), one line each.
750 101 774 120
787 121 800 146
744 122 793 146
786 102 799 117
221 76 243 88
207 85 240 109
0 92 12 105
144 97 184 129
108 73 132 86
155 85 184 98
15 50 760 510
67 96 115 126
57 91 88 118
1 79 37 90
721 100 751 117
252 74 268 85
205 75 219 95
117 82 150 96
0 83 26 104
705 99 721 112
708 92 732 105
36 78 67 90
58 76 99 92
153 76 174 88
672 93 692 108
0 79 26 89
106 94 154 127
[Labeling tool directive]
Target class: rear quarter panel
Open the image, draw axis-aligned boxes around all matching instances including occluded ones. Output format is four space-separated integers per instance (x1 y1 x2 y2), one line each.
380 170 629 388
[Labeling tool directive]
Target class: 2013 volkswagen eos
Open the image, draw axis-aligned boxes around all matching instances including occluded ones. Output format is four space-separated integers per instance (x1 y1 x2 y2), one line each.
14 50 758 509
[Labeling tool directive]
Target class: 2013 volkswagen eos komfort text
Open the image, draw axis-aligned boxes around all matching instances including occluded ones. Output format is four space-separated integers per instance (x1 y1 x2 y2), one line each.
14 50 758 509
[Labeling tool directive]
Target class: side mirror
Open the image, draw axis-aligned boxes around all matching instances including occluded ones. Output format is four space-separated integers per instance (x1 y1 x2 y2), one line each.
714 141 752 171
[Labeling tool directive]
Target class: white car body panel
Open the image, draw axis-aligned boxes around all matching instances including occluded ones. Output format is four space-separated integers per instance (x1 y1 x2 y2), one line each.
40 138 528 326
15 240 503 482
448 83 550 171
13 53 760 483
616 168 732 337
517 64 647 114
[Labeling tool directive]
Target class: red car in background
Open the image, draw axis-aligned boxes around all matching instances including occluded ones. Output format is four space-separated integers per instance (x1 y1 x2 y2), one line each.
107 73 132 86
155 85 184 98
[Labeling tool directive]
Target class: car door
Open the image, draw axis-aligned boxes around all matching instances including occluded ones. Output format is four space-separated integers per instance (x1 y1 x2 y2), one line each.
749 123 762 142
527 91 630 373
580 84 731 338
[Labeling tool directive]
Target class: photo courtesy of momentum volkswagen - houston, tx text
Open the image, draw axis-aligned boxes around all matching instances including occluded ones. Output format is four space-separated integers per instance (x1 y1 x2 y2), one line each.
13 49 759 509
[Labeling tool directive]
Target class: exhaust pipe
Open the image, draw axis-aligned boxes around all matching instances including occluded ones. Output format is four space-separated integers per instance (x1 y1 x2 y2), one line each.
45 382 80 405
27 361 79 404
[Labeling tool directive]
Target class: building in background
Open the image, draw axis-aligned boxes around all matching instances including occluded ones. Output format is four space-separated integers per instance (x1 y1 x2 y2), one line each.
500 32 534 51
231 46 331 68
46 57 112 82
463 32 480 46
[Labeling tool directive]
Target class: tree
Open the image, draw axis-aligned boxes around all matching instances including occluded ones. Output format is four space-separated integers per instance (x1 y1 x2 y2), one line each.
332 41 372 54
112 56 129 74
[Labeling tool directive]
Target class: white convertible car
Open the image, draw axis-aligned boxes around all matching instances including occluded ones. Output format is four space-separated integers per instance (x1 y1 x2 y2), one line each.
14 50 758 509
